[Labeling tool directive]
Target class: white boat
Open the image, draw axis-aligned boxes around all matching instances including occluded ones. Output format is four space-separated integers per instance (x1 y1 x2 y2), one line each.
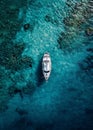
42 52 51 80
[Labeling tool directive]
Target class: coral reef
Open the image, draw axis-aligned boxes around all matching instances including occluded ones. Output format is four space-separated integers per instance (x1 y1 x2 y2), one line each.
79 49 93 74
0 74 35 112
15 107 28 116
22 81 36 95
85 27 93 36
23 23 30 31
44 14 58 25
0 0 35 113
8 85 23 98
8 81 36 98
57 0 93 51
0 0 27 44
0 0 93 129
0 42 33 71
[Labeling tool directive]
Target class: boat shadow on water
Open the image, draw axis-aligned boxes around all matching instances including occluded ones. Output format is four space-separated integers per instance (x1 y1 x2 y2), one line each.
36 57 45 87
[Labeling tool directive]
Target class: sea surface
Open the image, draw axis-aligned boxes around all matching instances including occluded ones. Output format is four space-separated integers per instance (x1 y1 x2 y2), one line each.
0 0 93 130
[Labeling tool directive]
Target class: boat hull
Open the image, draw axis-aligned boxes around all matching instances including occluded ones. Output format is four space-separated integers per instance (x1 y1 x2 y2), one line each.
42 53 51 80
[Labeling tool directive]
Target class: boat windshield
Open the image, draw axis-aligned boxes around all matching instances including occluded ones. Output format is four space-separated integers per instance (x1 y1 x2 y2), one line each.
44 70 50 73
44 60 49 63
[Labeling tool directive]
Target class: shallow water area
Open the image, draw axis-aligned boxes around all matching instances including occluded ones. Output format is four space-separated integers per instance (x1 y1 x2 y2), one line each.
0 0 93 130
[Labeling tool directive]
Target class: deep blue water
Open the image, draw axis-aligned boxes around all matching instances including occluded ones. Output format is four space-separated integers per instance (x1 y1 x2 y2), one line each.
0 0 93 130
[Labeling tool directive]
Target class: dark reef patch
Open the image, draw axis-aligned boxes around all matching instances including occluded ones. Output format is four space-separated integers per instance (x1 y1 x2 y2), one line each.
45 15 52 23
16 107 28 116
23 23 30 31
23 21 35 32
44 14 58 25
23 81 36 95
87 48 93 52
79 53 93 74
8 85 23 98
85 27 93 36
57 0 92 51
0 42 33 71
57 32 71 50
0 40 33 112
0 0 27 43
8 81 36 98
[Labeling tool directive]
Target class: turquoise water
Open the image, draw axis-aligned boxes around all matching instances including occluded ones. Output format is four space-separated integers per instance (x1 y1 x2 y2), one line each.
0 0 93 129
